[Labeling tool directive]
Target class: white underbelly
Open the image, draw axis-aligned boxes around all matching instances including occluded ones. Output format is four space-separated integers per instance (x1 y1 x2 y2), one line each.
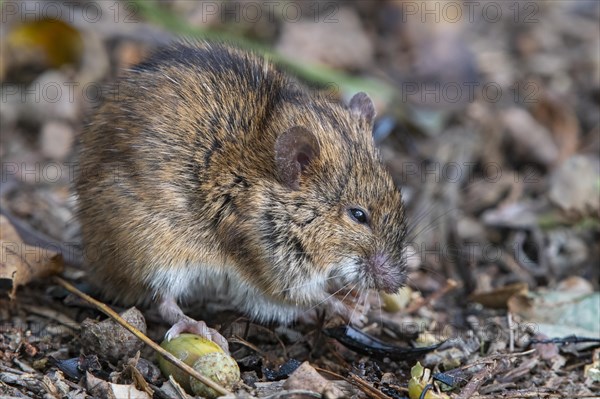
147 264 302 325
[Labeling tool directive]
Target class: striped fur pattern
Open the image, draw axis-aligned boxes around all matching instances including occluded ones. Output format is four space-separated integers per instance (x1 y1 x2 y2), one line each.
76 41 407 324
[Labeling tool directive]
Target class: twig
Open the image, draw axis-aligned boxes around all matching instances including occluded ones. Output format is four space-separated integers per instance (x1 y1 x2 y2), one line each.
451 347 539 396
229 335 264 356
262 390 321 398
0 364 37 375
312 367 346 381
168 375 192 399
507 312 515 352
456 359 510 399
348 374 393 399
53 276 231 396
21 303 80 330
406 278 458 314
469 391 599 399
315 367 401 398
454 348 537 372
250 323 289 359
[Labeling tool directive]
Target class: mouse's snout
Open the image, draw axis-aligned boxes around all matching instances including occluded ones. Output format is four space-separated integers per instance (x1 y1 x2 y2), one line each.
367 252 406 294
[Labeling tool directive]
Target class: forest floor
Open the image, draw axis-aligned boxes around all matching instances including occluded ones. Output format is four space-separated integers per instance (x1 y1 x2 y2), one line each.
1 1 599 398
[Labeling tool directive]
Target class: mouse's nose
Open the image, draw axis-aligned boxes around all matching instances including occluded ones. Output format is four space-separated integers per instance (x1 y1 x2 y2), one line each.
368 252 406 293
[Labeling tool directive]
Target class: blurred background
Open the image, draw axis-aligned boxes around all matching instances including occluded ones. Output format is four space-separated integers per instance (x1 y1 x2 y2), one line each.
2 0 598 292
1 1 599 397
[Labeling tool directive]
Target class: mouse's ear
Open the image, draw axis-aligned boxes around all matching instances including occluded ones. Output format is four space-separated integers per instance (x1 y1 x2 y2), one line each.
349 92 376 125
275 126 320 190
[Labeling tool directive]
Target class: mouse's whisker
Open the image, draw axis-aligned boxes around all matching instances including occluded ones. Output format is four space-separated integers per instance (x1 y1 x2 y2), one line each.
410 264 446 280
275 272 347 294
376 290 383 330
339 282 356 305
404 274 424 297
405 176 496 243
405 203 438 237
306 281 354 313
347 286 365 327
405 206 460 243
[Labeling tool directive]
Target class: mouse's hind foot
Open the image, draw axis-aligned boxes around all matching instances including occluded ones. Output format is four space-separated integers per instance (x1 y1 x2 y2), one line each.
165 317 229 353
158 296 229 353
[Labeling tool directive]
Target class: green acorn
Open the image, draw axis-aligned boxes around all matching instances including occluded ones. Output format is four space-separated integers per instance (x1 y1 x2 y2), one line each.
158 334 239 398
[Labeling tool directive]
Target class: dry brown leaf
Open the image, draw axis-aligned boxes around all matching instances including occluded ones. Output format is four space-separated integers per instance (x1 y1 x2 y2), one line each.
508 290 600 341
548 154 600 216
469 282 529 309
556 276 595 294
531 90 580 163
283 361 346 399
0 215 64 299
7 18 83 68
125 354 155 397
502 107 560 167
531 333 560 361
86 371 150 399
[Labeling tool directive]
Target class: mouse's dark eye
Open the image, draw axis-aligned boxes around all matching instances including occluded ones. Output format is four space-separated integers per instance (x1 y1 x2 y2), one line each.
349 208 368 224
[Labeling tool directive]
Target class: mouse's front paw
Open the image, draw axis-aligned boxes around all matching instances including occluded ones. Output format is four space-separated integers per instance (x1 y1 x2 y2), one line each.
165 317 229 354
326 298 368 327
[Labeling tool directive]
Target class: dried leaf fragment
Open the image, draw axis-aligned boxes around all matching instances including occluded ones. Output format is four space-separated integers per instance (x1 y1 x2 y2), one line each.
86 371 150 399
0 215 64 299
502 107 560 167
548 155 600 216
283 361 346 399
469 282 529 309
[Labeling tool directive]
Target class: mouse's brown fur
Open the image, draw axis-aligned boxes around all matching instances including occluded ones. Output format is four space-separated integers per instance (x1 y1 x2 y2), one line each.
76 41 407 325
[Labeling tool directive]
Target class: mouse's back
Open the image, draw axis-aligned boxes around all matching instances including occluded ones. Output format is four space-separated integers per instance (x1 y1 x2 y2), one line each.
76 41 407 324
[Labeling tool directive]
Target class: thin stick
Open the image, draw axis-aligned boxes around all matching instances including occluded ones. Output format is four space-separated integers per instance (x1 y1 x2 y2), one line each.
348 374 393 399
405 278 458 314
53 276 231 396
262 390 321 399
